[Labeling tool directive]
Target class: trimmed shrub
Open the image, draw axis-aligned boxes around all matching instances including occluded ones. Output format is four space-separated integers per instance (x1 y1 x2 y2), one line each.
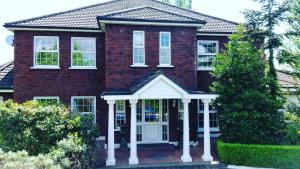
217 141 300 169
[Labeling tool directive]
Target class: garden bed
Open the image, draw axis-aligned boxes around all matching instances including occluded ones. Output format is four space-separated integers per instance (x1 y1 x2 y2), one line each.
217 141 300 169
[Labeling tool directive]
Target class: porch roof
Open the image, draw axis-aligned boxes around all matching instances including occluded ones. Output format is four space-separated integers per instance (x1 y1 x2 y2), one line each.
101 71 217 100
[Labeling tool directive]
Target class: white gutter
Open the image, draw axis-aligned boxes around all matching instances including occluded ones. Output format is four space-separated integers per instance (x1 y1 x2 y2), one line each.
0 90 14 93
7 27 102 33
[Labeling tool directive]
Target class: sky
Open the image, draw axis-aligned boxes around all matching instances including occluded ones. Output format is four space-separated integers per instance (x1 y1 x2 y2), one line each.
0 0 261 65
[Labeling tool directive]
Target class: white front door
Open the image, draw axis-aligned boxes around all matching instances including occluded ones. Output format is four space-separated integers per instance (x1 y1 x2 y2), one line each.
136 100 169 143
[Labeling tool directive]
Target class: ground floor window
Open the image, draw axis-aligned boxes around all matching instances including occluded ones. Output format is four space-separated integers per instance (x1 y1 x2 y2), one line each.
0 97 3 103
115 100 126 130
71 96 96 123
33 96 59 104
198 100 219 132
178 99 184 121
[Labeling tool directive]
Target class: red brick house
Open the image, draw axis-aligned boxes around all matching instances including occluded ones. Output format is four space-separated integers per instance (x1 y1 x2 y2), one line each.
2 0 238 166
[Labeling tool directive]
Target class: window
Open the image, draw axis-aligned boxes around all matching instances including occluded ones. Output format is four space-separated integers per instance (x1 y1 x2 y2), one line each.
115 100 126 129
178 100 184 121
71 37 96 68
159 32 171 65
34 96 59 104
34 36 59 68
71 96 96 123
197 40 219 70
198 100 219 132
0 97 3 103
133 31 145 66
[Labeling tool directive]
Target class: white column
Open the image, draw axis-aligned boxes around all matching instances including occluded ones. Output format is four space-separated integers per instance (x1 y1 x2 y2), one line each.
181 98 192 162
106 100 116 166
129 99 139 165
201 99 213 161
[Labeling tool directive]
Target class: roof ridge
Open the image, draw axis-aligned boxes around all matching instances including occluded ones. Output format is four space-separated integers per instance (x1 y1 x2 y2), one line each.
4 0 122 26
0 61 13 72
150 0 239 25
98 6 206 23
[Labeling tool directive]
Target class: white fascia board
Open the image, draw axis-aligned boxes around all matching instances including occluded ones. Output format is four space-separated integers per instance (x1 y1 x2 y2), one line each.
189 94 218 100
197 33 232 36
7 27 102 33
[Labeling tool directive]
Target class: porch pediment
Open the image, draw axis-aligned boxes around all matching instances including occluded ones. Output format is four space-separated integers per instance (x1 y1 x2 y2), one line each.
134 74 188 99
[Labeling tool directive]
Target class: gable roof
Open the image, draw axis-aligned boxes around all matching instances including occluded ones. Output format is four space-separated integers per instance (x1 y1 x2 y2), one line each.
0 61 14 90
4 0 238 33
277 70 300 88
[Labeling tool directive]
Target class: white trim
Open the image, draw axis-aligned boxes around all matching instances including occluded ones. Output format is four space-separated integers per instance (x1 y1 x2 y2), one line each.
133 31 145 66
0 90 14 93
99 20 204 27
31 66 60 69
33 96 60 103
197 33 232 36
71 37 97 68
96 136 106 141
159 32 172 66
71 96 97 124
157 65 174 68
33 36 60 68
69 67 98 70
7 27 102 33
130 64 148 67
197 40 219 71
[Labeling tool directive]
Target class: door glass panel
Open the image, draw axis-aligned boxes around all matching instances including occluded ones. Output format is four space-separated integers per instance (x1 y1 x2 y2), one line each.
162 100 168 122
162 125 168 141
137 100 142 122
144 100 159 122
137 125 142 141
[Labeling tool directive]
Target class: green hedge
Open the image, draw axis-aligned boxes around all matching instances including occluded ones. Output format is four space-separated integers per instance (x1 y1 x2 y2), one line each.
217 141 300 169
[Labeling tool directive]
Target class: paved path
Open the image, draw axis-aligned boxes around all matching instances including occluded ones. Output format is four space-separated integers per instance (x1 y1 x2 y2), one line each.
228 165 274 169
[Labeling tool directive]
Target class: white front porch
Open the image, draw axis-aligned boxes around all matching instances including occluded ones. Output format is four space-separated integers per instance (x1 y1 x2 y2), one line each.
101 74 218 166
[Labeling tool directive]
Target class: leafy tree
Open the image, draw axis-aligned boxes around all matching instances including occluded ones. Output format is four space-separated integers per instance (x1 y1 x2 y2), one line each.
212 28 286 144
243 0 290 99
161 0 192 9
279 0 300 102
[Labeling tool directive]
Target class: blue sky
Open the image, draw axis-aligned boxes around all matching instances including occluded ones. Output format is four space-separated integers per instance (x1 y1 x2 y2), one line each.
0 0 260 65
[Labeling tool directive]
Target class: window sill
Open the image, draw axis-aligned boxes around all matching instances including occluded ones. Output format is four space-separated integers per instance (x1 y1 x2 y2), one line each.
31 66 60 70
197 68 213 71
130 65 148 68
157 65 174 68
69 67 98 70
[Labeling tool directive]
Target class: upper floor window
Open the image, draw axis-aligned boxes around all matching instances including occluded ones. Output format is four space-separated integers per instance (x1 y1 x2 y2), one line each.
71 37 96 68
71 96 96 123
115 100 126 130
34 96 59 105
132 31 145 66
197 40 219 71
159 32 171 66
34 36 59 68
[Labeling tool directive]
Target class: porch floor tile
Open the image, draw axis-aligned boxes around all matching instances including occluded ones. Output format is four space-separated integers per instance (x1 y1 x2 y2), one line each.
97 138 218 168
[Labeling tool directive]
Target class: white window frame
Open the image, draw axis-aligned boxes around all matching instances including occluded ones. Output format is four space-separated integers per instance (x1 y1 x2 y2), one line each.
115 100 126 130
0 97 3 103
33 96 60 103
159 32 172 67
71 96 96 124
132 31 146 67
70 37 97 69
33 36 60 69
197 100 220 132
197 40 219 71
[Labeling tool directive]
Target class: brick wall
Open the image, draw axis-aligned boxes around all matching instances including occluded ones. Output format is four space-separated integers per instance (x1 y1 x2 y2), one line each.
13 31 107 130
196 35 229 92
105 24 198 91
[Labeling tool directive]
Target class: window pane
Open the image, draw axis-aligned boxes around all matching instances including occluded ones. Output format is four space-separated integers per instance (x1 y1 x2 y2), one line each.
160 33 170 47
116 100 126 128
198 101 219 130
72 38 96 67
133 32 144 47
72 98 95 114
36 98 58 105
145 100 159 122
133 48 144 64
0 97 3 103
197 41 218 69
35 37 59 66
